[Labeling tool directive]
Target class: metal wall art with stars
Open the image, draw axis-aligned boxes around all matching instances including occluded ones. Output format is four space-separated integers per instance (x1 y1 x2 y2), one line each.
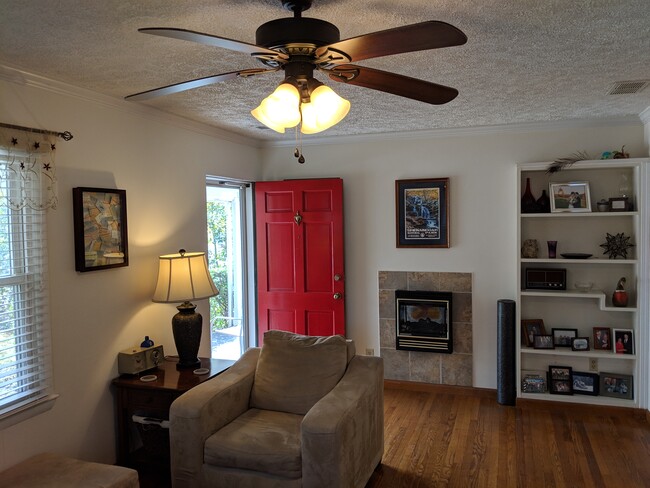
600 232 635 259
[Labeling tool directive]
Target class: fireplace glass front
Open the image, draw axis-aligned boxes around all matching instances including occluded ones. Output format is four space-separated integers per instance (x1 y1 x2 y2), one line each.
395 290 453 353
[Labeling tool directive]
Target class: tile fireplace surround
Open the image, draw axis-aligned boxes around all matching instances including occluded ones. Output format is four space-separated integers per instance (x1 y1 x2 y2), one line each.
379 271 473 386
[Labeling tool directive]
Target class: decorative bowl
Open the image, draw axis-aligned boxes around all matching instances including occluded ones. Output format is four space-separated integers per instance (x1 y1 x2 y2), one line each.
575 281 594 292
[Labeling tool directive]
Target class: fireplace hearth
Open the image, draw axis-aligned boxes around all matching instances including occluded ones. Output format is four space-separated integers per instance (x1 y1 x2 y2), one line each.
395 290 453 353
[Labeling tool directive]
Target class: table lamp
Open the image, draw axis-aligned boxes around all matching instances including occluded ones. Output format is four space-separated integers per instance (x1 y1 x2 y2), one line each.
152 249 219 369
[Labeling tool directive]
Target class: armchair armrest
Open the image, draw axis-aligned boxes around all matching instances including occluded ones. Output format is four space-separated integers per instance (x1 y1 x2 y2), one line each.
169 347 260 487
301 355 384 488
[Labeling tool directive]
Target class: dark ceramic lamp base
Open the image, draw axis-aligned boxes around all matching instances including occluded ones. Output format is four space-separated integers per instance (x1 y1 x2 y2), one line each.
172 302 203 369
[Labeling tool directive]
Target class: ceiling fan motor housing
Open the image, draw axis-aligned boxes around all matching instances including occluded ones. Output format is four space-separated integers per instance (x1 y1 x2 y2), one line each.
255 18 340 50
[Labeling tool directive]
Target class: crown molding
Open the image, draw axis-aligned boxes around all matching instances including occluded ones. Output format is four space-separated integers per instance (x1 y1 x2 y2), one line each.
262 115 645 148
0 63 261 148
640 106 650 124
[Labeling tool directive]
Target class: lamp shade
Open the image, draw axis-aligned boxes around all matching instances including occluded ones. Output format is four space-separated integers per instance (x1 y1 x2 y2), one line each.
251 82 301 133
300 84 350 134
152 251 218 303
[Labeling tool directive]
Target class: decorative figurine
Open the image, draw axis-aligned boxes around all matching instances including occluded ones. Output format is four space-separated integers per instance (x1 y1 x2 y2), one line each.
596 199 609 212
612 277 628 307
521 239 539 258
600 232 634 259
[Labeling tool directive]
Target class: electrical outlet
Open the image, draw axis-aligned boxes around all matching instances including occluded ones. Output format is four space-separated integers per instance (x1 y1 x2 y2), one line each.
365 348 375 356
589 358 598 372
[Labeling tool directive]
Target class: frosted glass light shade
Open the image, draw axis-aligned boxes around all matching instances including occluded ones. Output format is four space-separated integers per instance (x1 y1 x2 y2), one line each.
152 251 219 303
251 83 301 133
300 85 350 134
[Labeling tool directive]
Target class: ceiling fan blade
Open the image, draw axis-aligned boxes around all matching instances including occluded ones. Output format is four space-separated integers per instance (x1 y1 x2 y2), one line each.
327 65 458 105
316 21 467 64
125 68 275 101
139 27 287 61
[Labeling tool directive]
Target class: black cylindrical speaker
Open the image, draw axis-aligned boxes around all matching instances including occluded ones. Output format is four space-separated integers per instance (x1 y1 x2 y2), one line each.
497 299 516 405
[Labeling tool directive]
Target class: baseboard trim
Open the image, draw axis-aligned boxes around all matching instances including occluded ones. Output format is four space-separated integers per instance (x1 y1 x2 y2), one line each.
384 380 649 420
383 380 496 398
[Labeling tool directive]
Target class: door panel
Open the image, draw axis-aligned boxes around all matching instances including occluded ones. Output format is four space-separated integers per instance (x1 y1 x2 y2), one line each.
255 178 344 344
304 222 333 292
266 223 296 291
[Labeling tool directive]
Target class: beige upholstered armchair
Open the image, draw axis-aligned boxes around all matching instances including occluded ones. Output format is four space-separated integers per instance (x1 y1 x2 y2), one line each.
169 330 384 488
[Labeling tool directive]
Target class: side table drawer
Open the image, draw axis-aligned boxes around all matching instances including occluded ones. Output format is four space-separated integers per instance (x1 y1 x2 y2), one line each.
128 389 178 414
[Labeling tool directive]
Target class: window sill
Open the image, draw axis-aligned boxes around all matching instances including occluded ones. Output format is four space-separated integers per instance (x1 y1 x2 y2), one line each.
0 394 59 431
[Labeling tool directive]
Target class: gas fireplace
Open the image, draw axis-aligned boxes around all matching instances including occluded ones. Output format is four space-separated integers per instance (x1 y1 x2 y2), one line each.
395 289 453 353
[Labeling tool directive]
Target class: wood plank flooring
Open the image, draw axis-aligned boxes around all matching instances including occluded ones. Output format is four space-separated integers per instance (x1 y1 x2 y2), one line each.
366 382 650 488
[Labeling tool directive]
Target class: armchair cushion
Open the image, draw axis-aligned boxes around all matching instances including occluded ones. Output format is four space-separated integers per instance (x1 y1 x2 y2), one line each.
204 408 303 479
250 330 348 415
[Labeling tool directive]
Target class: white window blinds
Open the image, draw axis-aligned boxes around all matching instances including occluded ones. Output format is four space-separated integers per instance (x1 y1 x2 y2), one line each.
0 154 55 422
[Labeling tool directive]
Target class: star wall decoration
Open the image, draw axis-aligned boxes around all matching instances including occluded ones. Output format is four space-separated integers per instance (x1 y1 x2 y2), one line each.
600 232 634 259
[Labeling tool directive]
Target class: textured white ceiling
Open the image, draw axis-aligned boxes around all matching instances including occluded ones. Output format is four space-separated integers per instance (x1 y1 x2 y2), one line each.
1 0 649 142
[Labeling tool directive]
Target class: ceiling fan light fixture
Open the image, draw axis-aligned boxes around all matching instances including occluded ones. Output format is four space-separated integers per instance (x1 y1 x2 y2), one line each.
251 82 301 132
300 83 350 134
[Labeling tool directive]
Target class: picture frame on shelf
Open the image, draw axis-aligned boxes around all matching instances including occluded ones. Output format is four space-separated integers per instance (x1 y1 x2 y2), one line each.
613 329 634 355
571 337 590 351
395 178 449 248
548 365 573 395
549 181 592 213
552 327 578 347
600 372 633 400
572 371 599 396
73 187 129 272
593 327 612 351
521 370 547 394
521 319 546 347
533 334 554 350
608 196 630 212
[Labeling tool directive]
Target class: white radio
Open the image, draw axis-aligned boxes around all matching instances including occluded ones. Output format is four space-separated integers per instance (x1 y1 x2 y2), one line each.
118 345 164 375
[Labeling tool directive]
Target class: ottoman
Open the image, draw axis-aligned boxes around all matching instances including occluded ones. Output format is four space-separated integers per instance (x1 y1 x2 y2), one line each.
0 452 139 488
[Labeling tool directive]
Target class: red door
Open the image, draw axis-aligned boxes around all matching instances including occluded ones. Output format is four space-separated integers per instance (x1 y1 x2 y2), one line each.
255 178 345 344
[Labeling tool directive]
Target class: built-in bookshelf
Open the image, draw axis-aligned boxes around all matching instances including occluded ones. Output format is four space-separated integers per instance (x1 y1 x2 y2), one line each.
516 159 648 407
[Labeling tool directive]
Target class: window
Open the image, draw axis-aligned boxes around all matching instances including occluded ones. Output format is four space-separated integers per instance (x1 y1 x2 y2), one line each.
206 177 253 360
0 155 56 427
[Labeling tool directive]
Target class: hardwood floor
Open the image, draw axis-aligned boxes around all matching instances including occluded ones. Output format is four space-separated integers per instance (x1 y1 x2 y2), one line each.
140 382 650 487
366 382 650 488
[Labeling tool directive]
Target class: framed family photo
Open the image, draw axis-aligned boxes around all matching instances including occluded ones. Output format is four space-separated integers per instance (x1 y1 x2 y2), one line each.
549 181 592 213
600 372 633 400
552 328 578 347
521 319 546 347
73 187 129 272
521 370 547 394
548 365 573 395
395 178 449 248
533 334 554 350
613 329 634 355
593 327 612 351
571 337 590 351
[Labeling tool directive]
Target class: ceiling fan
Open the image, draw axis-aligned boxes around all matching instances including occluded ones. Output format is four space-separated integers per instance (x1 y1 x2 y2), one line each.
126 0 467 134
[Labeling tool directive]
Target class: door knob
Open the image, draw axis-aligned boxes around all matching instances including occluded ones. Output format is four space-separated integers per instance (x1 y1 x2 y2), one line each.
333 293 342 300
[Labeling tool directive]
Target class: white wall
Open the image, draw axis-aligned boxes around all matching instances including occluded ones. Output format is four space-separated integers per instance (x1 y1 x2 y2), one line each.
261 123 649 390
0 75 262 469
1 68 648 469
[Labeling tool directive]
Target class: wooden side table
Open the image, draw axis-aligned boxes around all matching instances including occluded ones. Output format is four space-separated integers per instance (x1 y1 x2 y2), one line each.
112 357 234 472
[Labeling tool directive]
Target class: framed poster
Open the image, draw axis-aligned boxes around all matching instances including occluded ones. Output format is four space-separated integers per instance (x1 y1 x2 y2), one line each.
73 187 128 272
395 178 449 248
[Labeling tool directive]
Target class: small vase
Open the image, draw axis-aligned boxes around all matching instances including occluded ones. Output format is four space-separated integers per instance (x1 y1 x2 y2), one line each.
547 240 557 259
536 190 551 213
612 290 628 307
521 178 538 213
